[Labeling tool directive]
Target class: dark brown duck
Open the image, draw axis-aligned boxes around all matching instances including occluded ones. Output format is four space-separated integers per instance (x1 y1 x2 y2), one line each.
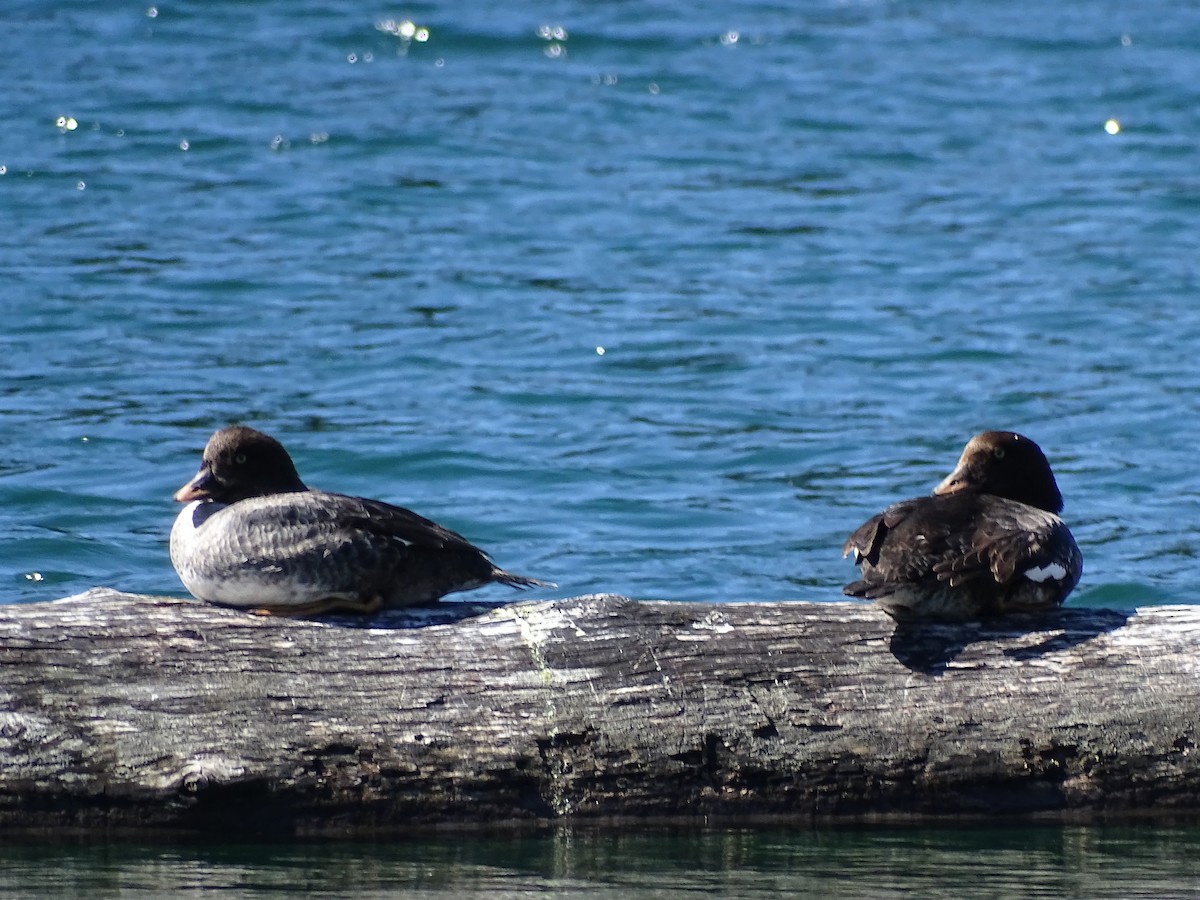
843 431 1083 621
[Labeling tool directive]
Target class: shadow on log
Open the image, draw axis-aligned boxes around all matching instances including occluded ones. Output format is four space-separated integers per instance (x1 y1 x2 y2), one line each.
0 588 1197 838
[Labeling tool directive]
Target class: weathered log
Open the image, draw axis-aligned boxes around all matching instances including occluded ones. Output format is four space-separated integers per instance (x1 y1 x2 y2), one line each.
0 588 1197 837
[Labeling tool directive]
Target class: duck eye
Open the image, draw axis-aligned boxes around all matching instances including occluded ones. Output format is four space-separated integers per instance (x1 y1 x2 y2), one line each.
234 453 247 465
993 447 1006 459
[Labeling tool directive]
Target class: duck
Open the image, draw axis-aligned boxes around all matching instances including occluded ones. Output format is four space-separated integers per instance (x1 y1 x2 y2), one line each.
169 425 551 616
842 431 1082 621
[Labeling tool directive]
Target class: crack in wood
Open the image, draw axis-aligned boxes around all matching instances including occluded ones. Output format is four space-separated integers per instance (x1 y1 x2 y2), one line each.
0 590 1197 835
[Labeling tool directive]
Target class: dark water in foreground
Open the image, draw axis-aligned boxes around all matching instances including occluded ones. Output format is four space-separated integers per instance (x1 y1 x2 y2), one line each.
4 0 1200 892
3 826 1199 898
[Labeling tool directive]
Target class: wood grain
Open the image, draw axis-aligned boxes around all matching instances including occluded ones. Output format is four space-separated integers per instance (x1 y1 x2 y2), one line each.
1 589 1197 837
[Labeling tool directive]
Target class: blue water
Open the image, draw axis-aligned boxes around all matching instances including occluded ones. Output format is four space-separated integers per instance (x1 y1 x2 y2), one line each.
3 1 1200 609
4 0 1200 888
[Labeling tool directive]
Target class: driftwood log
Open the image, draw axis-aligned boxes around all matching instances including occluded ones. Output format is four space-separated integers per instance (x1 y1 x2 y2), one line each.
0 588 1197 837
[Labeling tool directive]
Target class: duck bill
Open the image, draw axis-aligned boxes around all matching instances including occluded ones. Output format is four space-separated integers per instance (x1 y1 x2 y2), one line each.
174 467 216 502
932 465 974 496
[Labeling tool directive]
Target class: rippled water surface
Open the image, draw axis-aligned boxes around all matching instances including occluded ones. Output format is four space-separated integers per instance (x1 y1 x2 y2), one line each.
2 826 1199 898
4 0 1200 608
4 0 1200 889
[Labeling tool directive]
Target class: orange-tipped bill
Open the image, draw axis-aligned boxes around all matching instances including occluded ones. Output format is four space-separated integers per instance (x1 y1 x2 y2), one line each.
174 467 215 502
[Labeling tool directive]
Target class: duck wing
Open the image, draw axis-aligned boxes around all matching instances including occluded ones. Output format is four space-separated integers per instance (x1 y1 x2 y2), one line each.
220 491 487 561
931 495 1082 590
841 497 957 598
330 493 486 552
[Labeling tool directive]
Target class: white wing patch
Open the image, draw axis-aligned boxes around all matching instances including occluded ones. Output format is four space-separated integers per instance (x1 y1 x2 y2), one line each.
1024 562 1068 583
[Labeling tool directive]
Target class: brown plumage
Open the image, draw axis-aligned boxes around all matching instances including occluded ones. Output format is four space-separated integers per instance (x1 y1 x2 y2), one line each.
170 426 552 616
843 431 1082 621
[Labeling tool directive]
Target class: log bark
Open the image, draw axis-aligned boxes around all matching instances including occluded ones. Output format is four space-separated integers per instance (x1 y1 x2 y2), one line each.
0 588 1197 837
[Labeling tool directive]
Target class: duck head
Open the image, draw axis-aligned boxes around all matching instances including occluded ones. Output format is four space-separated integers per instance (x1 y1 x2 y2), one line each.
932 430 1064 514
174 425 308 504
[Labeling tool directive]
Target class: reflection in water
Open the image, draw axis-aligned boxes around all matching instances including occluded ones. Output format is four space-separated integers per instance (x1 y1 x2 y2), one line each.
2 826 1199 898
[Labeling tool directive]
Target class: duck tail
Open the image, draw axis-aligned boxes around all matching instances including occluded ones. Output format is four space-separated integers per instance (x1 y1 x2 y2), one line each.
492 569 556 591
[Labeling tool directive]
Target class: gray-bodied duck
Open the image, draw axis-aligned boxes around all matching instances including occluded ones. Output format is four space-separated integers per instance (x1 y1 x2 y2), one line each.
170 425 550 616
842 431 1082 621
